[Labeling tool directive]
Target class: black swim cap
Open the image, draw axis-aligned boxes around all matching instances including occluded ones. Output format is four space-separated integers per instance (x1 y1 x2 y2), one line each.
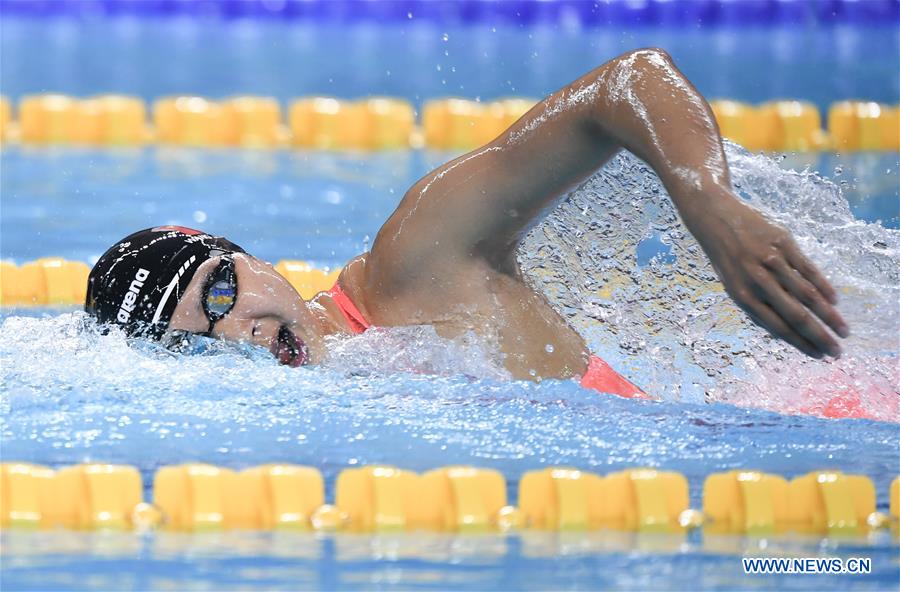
85 226 245 339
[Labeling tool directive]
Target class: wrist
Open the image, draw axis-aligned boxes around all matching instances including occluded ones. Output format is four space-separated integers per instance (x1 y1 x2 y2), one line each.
673 181 739 232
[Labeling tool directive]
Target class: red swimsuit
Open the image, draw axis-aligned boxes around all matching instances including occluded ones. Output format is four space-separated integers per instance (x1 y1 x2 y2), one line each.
326 283 648 399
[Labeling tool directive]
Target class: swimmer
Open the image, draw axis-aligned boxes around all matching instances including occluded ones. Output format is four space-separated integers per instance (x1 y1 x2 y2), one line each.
85 49 849 398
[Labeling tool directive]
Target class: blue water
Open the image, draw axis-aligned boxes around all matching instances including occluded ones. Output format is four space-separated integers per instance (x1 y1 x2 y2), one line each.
1 146 899 591
1 149 897 266
0 308 899 590
2 9 900 592
2 530 898 590
1 17 898 112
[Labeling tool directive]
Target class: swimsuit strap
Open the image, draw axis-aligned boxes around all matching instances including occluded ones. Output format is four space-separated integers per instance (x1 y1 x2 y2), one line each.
326 282 371 335
581 355 649 399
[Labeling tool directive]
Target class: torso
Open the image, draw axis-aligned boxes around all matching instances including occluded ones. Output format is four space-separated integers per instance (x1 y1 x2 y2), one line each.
328 252 589 380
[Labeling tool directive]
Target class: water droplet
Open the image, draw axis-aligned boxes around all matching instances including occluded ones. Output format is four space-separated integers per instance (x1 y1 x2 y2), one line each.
441 33 449 42
545 344 555 353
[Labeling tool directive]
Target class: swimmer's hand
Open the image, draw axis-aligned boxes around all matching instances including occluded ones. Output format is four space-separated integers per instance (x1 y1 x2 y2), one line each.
685 190 850 359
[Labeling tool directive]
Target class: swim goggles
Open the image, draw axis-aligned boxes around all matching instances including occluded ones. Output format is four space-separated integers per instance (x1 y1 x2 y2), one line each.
161 255 237 352
201 254 238 335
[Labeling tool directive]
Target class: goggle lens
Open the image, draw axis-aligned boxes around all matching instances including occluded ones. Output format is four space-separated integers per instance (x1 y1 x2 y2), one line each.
203 257 237 324
165 254 239 349
206 279 236 317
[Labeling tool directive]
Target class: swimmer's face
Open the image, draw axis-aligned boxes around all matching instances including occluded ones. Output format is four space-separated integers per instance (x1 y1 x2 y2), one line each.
166 253 326 366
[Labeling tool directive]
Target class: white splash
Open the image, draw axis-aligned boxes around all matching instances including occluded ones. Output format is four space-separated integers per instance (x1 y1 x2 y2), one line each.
321 325 511 382
518 142 899 421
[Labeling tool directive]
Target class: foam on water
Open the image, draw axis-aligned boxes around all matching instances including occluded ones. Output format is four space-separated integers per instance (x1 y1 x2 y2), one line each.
519 142 899 421
321 325 511 382
2 307 898 499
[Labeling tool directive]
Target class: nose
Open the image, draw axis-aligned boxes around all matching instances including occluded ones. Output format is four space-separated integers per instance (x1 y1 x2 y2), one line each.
211 315 282 352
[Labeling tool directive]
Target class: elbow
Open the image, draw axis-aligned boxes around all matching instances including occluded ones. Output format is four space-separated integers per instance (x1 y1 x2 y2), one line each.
621 47 677 75
641 47 673 62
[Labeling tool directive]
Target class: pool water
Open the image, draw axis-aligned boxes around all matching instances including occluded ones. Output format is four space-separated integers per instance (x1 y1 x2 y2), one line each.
1 145 899 591
2 17 898 112
1 305 899 590
2 530 898 590
1 149 896 264
2 8 900 592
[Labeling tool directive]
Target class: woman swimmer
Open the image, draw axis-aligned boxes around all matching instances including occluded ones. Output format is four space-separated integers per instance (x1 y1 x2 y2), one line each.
85 49 850 397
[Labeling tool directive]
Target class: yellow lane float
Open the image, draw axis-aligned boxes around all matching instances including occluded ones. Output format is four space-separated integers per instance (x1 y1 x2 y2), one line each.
274 260 341 299
334 465 421 532
289 96 415 150
2 462 897 536
4 94 898 151
422 97 537 150
223 96 284 148
829 101 900 152
154 96 231 147
152 463 237 531
53 464 144 530
0 258 90 307
602 468 690 533
0 463 57 528
710 100 829 152
19 94 80 144
703 470 790 535
74 95 148 145
0 95 11 143
0 258 341 307
788 470 878 535
0 463 142 530
519 467 606 530
418 466 511 532
19 94 147 145
153 463 325 531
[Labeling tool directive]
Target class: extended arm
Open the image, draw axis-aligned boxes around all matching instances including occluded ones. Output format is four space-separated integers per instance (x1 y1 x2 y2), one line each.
371 48 848 359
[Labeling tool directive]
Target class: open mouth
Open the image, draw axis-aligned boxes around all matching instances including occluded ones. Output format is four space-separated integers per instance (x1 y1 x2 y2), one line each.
271 325 309 368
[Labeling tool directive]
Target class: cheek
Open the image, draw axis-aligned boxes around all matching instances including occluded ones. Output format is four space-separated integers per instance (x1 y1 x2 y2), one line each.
233 279 304 320
213 318 255 342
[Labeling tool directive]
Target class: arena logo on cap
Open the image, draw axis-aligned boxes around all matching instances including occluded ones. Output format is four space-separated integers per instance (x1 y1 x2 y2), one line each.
117 268 151 323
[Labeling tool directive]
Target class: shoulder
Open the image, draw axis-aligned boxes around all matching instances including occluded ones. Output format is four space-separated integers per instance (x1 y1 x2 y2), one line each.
346 246 509 327
328 253 372 319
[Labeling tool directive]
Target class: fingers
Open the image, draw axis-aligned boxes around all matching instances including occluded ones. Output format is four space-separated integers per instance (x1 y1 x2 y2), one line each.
743 302 825 359
751 271 842 358
783 240 839 306
767 257 850 339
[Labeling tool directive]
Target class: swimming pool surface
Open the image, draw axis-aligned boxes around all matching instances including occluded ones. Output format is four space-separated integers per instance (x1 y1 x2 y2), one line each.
2 8 900 592
1 145 898 590
1 16 898 111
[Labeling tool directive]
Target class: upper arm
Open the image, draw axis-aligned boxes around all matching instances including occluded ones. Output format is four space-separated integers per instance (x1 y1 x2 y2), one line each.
368 76 620 285
367 48 721 289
